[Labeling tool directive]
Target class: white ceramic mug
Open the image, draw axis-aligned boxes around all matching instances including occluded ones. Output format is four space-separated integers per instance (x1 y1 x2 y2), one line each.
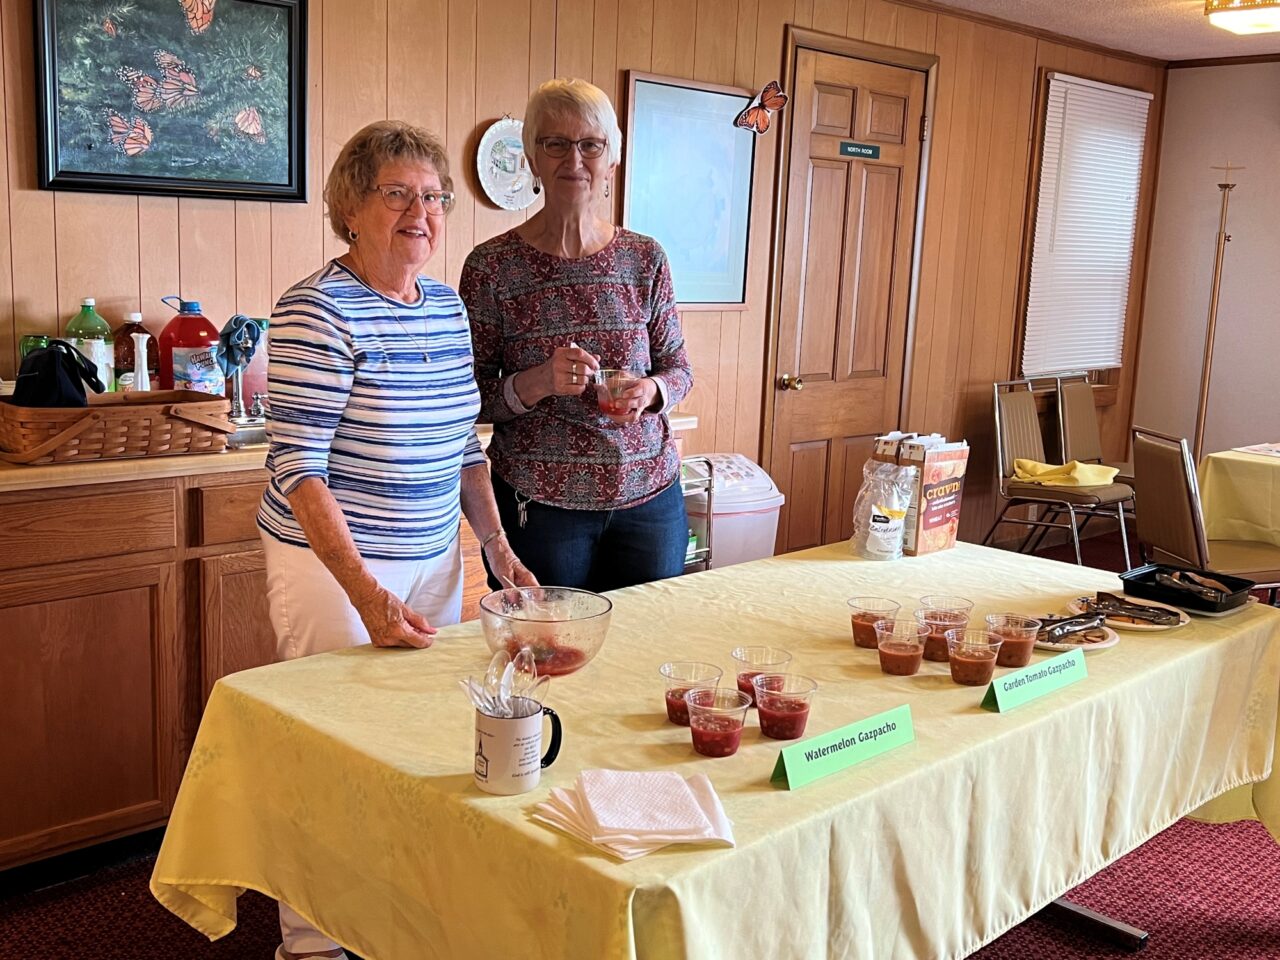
473 697 562 796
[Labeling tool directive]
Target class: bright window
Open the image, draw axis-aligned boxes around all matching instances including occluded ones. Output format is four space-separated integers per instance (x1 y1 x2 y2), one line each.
1021 73 1152 378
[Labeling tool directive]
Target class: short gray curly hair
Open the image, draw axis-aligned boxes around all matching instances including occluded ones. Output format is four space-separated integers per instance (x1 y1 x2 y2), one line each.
324 120 453 243
523 78 623 167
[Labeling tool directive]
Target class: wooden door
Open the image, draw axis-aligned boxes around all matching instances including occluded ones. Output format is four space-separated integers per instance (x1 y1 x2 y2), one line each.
769 49 926 552
0 561 179 867
200 550 277 700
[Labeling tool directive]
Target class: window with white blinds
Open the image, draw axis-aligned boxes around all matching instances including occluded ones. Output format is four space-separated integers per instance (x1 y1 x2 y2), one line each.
1021 73 1152 378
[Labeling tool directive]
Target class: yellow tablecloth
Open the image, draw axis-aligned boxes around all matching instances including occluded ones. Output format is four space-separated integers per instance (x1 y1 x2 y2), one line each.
1200 449 1280 547
152 542 1280 960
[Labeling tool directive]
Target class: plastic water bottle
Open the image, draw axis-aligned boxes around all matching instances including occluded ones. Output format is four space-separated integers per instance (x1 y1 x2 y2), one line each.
64 298 114 391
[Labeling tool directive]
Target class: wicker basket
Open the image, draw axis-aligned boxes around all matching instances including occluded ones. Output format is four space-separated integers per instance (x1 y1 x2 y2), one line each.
0 391 235 465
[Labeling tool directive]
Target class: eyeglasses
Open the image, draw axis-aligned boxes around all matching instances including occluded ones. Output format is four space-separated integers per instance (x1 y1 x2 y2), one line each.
536 137 607 159
371 183 455 214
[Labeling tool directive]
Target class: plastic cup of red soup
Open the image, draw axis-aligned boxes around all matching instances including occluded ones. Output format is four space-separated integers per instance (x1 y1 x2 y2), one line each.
731 646 793 705
658 661 723 726
751 674 817 740
684 688 752 757
946 629 1003 686
985 614 1042 668
875 619 929 677
848 597 901 649
594 368 640 415
914 596 975 662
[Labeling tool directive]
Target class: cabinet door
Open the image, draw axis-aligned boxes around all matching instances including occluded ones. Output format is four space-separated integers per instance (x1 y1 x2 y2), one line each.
200 550 277 700
0 562 179 867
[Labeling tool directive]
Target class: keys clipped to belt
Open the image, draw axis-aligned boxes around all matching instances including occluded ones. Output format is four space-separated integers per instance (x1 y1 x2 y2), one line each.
515 490 531 528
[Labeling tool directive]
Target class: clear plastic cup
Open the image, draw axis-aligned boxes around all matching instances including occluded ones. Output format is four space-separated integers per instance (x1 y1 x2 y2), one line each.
594 368 641 415
685 687 752 757
915 595 975 662
751 674 818 740
848 597 902 649
730 646 793 706
659 661 723 726
945 628 1003 686
985 614 1042 668
874 618 929 677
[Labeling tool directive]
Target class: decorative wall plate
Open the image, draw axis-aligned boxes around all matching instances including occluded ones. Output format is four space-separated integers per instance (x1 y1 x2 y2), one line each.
477 118 537 210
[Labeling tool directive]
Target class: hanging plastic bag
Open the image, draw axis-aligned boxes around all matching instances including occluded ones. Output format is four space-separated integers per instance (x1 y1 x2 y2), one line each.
850 460 917 561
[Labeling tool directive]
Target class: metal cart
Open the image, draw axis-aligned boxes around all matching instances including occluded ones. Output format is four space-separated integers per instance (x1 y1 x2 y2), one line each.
680 455 714 571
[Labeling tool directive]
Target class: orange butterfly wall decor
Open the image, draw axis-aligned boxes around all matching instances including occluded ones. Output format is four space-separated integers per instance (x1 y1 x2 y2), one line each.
155 50 200 109
104 110 154 157
179 0 217 34
734 80 789 136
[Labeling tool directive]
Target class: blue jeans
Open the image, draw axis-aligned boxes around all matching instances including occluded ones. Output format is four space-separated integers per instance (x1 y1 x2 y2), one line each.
487 472 689 592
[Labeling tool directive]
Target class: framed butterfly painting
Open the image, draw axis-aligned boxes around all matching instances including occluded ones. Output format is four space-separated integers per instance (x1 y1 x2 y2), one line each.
622 72 758 308
35 0 307 201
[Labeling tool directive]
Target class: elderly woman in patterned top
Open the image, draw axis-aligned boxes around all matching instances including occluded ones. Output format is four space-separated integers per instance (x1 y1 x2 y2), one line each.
258 120 535 960
461 78 694 592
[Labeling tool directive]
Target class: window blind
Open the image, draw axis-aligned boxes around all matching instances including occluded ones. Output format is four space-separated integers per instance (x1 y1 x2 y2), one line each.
1021 73 1152 378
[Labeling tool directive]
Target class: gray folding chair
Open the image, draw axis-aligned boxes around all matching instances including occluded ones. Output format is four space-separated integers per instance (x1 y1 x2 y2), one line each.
1056 374 1134 485
1131 427 1280 600
983 380 1132 568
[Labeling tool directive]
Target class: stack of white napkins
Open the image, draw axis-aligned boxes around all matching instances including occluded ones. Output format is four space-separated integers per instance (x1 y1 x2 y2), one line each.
532 769 735 861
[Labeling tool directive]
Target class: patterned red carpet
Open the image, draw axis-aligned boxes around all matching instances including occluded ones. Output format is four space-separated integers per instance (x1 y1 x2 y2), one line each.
1 819 1277 959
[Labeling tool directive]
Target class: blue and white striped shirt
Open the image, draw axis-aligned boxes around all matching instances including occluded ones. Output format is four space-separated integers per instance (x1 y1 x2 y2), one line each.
257 261 485 561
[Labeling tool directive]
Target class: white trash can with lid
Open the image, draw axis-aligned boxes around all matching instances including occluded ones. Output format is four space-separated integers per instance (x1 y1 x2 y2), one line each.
683 454 785 569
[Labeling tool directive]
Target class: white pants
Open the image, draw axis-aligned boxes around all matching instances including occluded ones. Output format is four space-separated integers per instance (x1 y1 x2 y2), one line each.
260 532 464 955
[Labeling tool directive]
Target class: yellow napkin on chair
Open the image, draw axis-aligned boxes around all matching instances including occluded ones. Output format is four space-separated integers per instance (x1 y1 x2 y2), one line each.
1013 459 1119 486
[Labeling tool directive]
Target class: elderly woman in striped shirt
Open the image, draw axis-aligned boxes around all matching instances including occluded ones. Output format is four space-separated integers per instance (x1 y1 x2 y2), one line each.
257 120 537 960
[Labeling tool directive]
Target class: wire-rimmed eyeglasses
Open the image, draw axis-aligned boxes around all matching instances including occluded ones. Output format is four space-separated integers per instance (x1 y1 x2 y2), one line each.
536 137 607 159
370 183 455 214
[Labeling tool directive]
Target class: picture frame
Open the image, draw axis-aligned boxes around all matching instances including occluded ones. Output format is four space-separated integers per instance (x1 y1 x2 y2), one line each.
34 0 308 202
622 72 757 310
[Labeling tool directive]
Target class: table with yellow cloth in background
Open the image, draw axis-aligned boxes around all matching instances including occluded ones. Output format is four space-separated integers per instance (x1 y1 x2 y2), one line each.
1200 448 1280 547
151 542 1280 960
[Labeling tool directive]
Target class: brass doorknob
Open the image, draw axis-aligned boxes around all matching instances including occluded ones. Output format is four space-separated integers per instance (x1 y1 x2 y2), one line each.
779 373 805 391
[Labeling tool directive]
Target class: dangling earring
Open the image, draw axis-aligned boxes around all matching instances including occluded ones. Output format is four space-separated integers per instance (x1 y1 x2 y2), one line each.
604 181 611 199
348 229 358 243
532 176 542 196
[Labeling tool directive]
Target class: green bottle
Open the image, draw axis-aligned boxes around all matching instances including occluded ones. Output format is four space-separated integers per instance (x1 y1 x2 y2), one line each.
64 298 114 392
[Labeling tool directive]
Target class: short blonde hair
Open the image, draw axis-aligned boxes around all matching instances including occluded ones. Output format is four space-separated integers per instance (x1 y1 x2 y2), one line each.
324 120 453 243
523 78 623 167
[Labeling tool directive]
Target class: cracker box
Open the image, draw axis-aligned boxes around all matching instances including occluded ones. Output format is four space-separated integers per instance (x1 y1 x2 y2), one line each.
900 437 969 556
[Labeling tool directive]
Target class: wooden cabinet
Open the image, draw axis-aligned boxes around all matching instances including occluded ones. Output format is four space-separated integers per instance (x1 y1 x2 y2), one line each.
0 462 494 869
0 558 180 866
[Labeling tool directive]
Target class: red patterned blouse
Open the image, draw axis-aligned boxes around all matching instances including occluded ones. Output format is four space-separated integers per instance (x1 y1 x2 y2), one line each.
461 228 694 511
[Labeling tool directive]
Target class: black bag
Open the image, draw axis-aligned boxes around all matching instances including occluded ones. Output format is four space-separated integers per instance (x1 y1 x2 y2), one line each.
11 339 106 408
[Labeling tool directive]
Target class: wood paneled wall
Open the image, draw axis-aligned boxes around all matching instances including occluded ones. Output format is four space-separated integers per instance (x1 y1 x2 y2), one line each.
0 0 1162 540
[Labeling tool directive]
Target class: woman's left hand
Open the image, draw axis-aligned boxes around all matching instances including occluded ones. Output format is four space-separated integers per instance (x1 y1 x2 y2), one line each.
484 534 540 587
602 377 660 425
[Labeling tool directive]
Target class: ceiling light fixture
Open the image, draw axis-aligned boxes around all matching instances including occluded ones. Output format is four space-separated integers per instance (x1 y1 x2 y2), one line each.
1205 0 1280 34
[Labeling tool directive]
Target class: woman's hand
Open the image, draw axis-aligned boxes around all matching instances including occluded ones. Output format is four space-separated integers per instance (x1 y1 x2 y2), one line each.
518 345 600 404
352 585 438 648
601 376 660 425
484 534 540 587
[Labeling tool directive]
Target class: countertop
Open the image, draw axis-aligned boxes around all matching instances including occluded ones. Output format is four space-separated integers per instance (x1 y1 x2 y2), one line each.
0 414 699 494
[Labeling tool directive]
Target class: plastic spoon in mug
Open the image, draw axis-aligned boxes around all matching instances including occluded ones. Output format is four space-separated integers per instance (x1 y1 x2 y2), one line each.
525 675 550 706
484 650 510 707
499 661 516 715
512 646 538 696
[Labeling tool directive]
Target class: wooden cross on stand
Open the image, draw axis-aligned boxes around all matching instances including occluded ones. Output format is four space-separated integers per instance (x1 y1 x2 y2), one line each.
1211 160 1245 188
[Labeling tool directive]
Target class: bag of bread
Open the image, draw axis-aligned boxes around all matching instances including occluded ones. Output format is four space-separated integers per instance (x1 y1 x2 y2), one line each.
850 460 917 561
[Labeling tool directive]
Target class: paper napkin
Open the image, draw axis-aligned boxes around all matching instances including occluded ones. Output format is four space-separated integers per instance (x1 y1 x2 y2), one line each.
532 769 734 861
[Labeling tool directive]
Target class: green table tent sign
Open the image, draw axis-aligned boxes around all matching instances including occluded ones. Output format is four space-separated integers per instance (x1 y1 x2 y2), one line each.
839 141 881 159
771 704 913 789
981 648 1087 712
